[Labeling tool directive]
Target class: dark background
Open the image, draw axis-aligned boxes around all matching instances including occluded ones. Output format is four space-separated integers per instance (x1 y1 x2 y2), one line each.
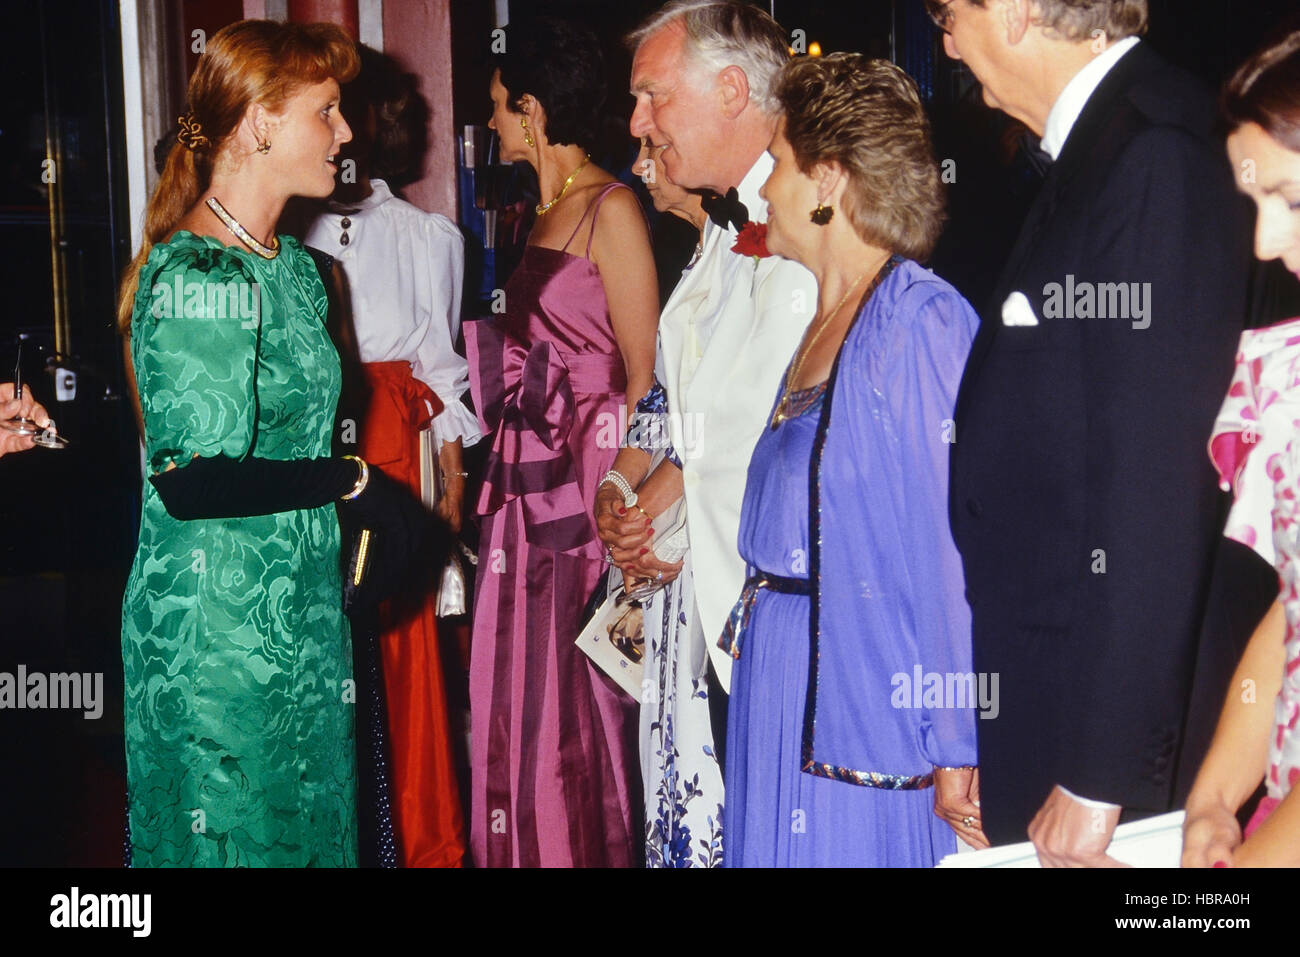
1 0 1297 866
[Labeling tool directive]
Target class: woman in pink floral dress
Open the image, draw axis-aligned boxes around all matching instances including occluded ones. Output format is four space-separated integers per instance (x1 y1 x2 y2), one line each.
1182 27 1300 867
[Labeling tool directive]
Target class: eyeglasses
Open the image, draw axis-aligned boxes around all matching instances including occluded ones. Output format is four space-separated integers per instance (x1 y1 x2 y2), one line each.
925 0 959 33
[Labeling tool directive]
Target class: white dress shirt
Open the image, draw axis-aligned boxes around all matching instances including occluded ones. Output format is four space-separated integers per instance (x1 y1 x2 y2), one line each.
1040 36 1141 161
657 151 818 690
304 178 481 448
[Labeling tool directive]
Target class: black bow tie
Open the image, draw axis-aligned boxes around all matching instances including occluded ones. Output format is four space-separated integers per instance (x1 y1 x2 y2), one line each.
1020 134 1053 177
701 187 749 231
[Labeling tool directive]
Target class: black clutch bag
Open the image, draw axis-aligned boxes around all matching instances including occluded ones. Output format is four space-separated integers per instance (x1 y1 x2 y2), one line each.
337 467 448 615
342 526 374 614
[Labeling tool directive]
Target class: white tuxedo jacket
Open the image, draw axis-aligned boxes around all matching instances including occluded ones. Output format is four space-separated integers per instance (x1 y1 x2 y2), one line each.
657 152 816 690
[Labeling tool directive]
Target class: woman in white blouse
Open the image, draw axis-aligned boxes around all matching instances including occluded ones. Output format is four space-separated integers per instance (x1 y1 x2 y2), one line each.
304 46 476 869
308 178 478 512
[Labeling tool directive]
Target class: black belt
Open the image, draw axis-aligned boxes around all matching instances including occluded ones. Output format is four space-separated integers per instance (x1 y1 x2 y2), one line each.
718 569 811 658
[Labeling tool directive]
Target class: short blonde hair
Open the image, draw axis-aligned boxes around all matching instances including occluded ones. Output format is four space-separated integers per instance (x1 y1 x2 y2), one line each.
775 53 944 261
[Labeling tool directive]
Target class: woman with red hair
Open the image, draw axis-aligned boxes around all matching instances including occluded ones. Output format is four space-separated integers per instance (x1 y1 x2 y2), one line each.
117 20 420 867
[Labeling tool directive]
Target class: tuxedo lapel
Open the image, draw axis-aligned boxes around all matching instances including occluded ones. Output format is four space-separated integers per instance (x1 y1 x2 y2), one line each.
1051 44 1152 185
680 151 777 414
683 244 751 412
659 221 723 410
952 173 1059 426
956 43 1155 425
994 45 1149 304
991 164 1062 310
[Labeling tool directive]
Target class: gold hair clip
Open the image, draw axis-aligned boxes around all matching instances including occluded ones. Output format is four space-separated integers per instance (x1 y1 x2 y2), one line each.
177 112 210 151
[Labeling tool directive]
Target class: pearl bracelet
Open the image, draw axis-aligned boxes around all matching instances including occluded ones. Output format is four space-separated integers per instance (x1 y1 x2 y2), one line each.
599 469 637 507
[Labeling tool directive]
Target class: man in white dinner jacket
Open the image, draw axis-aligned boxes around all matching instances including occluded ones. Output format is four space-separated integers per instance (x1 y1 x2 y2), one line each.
611 0 815 761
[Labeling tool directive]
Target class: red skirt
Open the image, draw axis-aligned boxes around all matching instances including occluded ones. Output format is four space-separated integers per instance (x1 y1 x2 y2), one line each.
359 360 465 867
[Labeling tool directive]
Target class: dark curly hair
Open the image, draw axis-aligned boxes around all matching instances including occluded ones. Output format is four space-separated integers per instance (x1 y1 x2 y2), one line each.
493 16 605 152
343 44 428 185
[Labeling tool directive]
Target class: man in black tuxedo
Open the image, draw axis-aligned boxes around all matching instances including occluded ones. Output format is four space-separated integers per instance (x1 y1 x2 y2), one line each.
939 0 1263 864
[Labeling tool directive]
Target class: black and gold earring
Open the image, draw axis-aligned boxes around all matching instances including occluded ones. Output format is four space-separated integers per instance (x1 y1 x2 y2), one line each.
810 202 833 225
521 117 535 149
256 139 272 154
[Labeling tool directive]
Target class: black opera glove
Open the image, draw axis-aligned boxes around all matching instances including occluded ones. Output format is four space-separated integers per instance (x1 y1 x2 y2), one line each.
150 452 446 611
149 453 360 520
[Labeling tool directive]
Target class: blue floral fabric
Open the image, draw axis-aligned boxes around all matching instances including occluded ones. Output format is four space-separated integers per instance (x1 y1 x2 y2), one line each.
624 378 681 469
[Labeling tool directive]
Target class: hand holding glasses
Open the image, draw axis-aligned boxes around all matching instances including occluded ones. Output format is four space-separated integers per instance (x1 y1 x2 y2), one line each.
1 335 67 449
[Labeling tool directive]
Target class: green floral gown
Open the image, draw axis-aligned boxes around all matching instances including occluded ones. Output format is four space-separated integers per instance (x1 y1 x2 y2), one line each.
122 231 357 867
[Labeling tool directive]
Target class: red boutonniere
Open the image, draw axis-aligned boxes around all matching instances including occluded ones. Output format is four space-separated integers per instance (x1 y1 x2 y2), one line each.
731 222 771 260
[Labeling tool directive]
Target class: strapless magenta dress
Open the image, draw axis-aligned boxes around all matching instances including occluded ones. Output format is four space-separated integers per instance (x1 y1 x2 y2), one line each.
465 183 641 867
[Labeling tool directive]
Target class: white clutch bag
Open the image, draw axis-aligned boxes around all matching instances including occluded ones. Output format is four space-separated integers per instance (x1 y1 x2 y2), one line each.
436 541 476 618
418 426 442 509
646 447 688 563
422 425 474 618
650 495 688 563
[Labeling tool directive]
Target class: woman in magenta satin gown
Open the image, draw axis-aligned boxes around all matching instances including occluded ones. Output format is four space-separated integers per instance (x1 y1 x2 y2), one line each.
464 17 658 867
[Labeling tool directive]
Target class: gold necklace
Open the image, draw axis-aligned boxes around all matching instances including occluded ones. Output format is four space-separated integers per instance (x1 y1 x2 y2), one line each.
770 262 880 428
535 154 591 216
206 196 279 259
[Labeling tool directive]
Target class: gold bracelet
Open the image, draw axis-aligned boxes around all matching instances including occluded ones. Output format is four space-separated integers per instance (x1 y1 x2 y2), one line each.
340 455 369 501
632 504 651 520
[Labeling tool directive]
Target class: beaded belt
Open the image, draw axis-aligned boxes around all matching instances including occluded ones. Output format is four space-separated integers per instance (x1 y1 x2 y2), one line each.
718 570 811 659
802 760 934 790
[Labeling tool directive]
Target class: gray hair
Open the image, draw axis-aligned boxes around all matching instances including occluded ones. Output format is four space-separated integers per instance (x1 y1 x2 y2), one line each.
968 0 1147 43
627 1 790 114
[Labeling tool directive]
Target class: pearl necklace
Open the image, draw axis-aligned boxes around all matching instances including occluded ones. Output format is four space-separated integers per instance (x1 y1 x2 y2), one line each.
535 154 590 216
206 196 280 259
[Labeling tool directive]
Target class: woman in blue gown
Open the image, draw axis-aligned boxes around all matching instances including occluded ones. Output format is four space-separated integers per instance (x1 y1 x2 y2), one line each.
722 53 985 867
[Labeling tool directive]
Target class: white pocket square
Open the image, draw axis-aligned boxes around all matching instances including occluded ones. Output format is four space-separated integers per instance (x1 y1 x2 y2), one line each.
1001 291 1039 327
